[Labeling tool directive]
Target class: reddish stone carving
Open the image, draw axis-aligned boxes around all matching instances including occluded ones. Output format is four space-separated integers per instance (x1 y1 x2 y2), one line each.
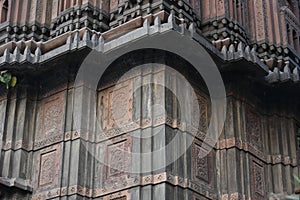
246 107 262 151
254 0 265 41
192 94 210 133
250 158 265 199
103 136 132 182
39 151 56 186
98 81 133 130
35 144 61 191
192 140 213 185
110 0 119 10
38 92 64 138
217 0 225 15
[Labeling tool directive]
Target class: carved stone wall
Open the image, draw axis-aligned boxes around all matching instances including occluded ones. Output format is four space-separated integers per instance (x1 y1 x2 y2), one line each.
35 93 65 149
0 49 299 200
250 157 265 200
192 140 213 187
34 144 61 193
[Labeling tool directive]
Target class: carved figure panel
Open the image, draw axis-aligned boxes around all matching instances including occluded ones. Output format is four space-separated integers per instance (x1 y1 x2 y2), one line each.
246 106 263 151
35 93 65 149
35 144 61 191
38 93 64 138
250 158 265 199
192 93 210 133
254 0 266 41
103 137 132 182
39 151 56 186
98 81 133 131
192 140 213 185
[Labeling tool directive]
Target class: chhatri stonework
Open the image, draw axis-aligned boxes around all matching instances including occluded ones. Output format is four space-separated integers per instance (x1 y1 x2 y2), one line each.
0 0 299 200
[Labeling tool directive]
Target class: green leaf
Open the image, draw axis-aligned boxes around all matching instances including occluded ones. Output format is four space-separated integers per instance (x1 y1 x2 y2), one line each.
10 76 17 87
0 71 17 89
0 71 12 85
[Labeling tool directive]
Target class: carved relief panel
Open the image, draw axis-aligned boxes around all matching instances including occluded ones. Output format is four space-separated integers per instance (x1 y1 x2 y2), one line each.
192 140 213 186
103 136 132 183
250 158 265 200
34 144 61 191
245 106 263 152
253 0 266 41
35 92 65 149
98 80 133 131
192 92 210 133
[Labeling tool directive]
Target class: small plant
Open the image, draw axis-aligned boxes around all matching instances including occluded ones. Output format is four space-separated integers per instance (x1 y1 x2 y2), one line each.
0 70 17 89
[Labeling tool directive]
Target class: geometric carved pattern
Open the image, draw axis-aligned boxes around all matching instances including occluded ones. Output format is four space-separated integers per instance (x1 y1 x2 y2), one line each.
251 158 265 200
246 107 262 151
98 81 133 130
35 144 61 191
192 93 210 133
38 93 64 138
104 137 132 182
192 140 212 185
254 0 265 41
39 151 56 186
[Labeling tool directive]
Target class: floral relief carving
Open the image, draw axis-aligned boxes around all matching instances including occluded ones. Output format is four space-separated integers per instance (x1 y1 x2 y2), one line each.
192 140 212 185
254 0 265 40
192 94 210 133
251 158 265 199
35 145 61 191
103 137 132 182
35 93 64 149
39 151 56 186
98 81 133 131
246 107 262 151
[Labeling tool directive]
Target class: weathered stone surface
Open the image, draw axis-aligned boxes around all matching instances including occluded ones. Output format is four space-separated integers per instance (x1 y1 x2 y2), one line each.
0 1 299 200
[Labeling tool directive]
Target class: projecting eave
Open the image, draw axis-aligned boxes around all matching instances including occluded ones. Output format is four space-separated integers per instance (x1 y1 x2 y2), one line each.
0 14 279 84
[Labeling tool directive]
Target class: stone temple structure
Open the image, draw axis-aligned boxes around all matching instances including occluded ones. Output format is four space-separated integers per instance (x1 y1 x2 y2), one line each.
0 0 300 199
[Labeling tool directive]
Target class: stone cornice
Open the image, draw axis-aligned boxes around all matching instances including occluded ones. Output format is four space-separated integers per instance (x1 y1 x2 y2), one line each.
0 1 298 85
0 13 274 85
